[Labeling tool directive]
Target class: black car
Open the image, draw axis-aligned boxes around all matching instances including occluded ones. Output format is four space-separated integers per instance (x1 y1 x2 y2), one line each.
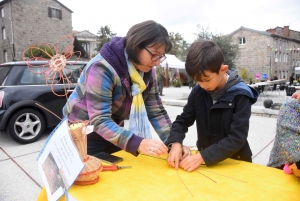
0 61 87 144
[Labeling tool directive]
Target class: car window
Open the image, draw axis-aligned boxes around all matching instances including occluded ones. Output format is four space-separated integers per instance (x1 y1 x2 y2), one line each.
0 66 13 85
19 64 85 85
21 67 47 84
64 64 85 83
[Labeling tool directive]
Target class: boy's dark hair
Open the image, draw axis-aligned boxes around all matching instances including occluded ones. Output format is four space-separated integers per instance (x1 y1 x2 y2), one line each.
126 20 172 64
185 40 224 81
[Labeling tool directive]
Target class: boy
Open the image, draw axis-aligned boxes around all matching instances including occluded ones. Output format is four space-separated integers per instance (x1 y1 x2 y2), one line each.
166 40 258 172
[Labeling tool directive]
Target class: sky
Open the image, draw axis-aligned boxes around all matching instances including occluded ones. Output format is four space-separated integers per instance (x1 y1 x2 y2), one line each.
59 0 300 43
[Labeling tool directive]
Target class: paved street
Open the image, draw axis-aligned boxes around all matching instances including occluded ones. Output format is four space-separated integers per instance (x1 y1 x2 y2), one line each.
0 85 285 201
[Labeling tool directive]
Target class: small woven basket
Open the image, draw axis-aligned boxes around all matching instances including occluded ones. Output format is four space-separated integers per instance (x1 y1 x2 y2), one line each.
69 122 102 185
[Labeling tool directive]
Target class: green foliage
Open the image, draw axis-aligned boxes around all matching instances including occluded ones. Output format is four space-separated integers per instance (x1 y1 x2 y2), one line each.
195 25 239 69
239 67 252 83
95 25 117 51
73 36 86 58
172 73 182 87
169 32 190 61
24 45 56 59
172 78 182 87
239 68 248 80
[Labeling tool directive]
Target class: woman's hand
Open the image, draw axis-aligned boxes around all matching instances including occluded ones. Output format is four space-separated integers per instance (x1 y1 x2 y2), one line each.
137 139 168 157
180 153 204 172
292 90 300 102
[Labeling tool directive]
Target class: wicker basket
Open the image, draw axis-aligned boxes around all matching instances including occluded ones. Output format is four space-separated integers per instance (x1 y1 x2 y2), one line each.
69 122 102 185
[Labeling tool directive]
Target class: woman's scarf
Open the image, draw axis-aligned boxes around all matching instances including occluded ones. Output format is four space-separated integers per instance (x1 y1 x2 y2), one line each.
125 52 152 139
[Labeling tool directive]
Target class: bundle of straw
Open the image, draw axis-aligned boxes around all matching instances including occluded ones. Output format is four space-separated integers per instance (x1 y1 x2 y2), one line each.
69 122 102 185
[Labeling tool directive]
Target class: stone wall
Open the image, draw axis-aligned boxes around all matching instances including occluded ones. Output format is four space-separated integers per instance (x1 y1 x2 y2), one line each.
231 28 300 81
232 29 273 80
0 0 72 62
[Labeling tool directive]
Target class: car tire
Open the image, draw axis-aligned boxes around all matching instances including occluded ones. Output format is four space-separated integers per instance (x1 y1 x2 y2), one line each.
7 108 45 144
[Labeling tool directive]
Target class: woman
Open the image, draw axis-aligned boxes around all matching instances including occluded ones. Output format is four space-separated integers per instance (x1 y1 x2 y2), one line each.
63 20 172 157
267 90 300 169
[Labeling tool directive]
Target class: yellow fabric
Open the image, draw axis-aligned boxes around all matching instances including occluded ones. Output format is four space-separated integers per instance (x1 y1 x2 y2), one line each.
37 151 300 201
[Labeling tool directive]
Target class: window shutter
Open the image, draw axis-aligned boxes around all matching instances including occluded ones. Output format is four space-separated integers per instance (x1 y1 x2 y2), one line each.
59 10 62 20
48 7 51 18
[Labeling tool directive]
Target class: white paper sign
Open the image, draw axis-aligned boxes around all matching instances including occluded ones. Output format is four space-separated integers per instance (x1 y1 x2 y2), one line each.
37 118 84 201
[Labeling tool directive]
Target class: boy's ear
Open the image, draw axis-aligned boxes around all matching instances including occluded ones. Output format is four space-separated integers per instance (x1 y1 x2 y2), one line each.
220 65 228 74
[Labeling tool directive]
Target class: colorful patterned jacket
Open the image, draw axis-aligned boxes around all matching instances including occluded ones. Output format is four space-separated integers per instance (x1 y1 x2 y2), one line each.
63 37 171 156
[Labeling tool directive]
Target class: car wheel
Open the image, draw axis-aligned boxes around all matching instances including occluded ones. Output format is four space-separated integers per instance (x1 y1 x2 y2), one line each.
7 109 45 144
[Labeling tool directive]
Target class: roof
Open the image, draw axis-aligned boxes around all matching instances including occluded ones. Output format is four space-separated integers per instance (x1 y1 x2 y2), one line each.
161 54 185 69
227 26 300 43
73 30 98 38
227 26 271 37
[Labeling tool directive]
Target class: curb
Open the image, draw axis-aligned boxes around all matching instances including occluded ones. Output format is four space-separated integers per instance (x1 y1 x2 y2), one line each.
161 99 279 116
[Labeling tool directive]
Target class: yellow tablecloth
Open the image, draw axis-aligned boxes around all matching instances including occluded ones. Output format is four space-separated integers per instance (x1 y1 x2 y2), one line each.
37 151 300 201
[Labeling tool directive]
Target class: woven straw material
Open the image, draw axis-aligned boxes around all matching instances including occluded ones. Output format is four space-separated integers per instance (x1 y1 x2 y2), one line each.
74 155 103 185
69 122 88 161
69 122 102 185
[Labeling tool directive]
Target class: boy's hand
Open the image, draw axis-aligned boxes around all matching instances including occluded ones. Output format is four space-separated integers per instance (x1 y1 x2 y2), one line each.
181 146 191 160
180 152 204 172
167 143 182 169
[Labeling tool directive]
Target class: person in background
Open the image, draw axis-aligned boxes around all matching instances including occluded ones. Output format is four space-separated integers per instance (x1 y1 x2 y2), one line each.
271 74 278 90
187 74 194 89
166 40 258 172
63 20 173 157
267 90 300 172
272 75 278 81
156 65 166 96
289 73 295 85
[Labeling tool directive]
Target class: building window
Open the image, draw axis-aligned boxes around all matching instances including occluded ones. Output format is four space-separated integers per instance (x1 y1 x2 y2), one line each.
3 50 7 62
48 7 62 20
279 53 281 62
2 27 6 40
0 7 4 18
239 37 246 44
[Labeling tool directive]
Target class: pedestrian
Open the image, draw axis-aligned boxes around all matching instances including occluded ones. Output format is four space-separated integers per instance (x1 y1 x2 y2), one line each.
267 91 300 171
272 74 278 90
166 40 258 172
273 74 278 80
289 73 295 85
63 20 173 157
187 74 194 89
156 65 166 96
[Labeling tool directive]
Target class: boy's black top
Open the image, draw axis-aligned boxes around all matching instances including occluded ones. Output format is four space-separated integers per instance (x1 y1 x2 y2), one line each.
166 71 259 166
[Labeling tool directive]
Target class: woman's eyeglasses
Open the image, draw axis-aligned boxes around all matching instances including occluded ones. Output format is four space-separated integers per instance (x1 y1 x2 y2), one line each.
144 47 167 63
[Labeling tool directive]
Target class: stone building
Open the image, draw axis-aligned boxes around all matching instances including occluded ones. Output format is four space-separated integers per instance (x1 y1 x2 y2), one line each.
228 26 300 81
0 0 73 63
73 30 99 60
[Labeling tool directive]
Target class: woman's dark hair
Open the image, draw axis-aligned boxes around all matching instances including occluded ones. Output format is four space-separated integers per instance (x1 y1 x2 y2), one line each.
126 20 172 64
185 40 224 81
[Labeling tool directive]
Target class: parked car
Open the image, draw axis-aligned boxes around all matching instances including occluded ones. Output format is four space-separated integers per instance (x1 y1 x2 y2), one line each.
0 61 87 144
